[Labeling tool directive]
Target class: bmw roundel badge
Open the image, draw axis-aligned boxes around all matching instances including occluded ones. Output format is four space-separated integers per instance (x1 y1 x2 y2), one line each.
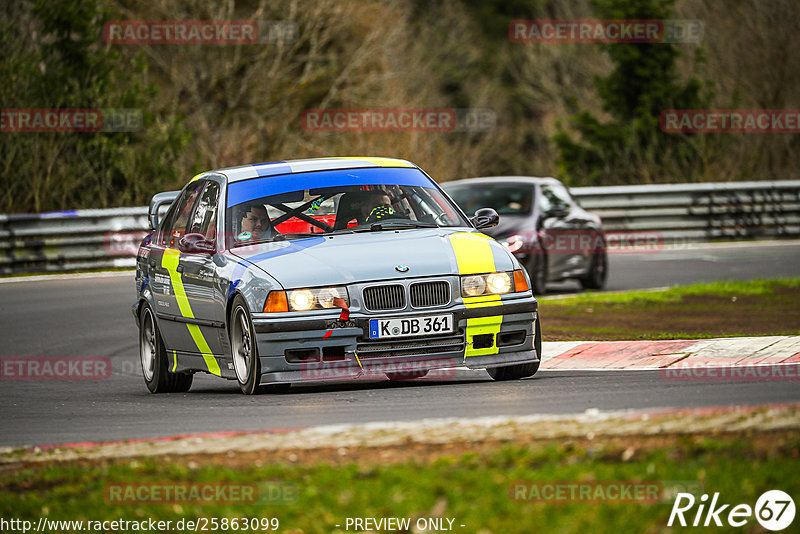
395 265 410 273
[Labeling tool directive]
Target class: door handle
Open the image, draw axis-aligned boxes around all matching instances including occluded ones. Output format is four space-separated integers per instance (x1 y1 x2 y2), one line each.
177 264 184 273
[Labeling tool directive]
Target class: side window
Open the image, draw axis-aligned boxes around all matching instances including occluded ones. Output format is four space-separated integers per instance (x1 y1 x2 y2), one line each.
550 184 574 206
538 186 553 213
167 181 205 247
156 197 183 246
539 185 571 212
188 181 220 240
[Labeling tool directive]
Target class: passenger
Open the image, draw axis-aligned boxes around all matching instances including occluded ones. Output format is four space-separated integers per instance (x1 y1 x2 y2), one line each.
238 204 270 240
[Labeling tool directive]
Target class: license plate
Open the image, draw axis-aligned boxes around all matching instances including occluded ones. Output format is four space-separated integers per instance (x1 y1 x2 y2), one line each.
369 314 454 339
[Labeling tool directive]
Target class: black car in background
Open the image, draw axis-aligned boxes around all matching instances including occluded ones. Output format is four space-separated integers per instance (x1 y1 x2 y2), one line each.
442 177 607 295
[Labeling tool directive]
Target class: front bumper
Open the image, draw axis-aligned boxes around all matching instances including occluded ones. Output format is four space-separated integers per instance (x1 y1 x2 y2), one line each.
250 295 538 383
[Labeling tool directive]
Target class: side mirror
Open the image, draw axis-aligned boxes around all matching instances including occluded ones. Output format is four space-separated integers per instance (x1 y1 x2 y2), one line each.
470 207 499 230
544 206 569 219
178 233 215 254
148 191 180 230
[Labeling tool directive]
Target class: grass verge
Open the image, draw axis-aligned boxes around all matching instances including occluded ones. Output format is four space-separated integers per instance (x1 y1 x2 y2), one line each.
2 431 798 533
541 278 800 341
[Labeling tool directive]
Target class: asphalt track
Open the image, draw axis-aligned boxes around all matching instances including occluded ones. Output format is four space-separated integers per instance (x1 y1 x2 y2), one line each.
1 240 799 448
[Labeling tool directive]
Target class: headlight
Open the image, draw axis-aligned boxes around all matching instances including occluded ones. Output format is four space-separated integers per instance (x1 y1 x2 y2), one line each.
486 272 512 294
289 290 315 311
316 287 341 308
286 286 349 312
461 271 522 297
462 275 486 297
502 235 524 253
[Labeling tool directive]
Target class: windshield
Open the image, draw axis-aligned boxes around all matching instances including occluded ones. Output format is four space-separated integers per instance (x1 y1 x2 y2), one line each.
445 183 533 215
225 167 468 248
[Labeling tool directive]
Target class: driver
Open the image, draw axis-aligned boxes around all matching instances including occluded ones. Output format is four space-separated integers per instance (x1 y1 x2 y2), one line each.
361 191 394 223
238 204 270 240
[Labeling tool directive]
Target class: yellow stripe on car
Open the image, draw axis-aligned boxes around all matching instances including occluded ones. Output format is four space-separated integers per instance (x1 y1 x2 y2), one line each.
162 248 222 376
334 157 415 168
462 294 502 308
464 294 503 357
449 232 503 357
464 315 503 357
448 232 496 274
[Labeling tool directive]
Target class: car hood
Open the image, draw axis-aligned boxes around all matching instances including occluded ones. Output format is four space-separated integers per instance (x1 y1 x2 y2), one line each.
231 228 516 288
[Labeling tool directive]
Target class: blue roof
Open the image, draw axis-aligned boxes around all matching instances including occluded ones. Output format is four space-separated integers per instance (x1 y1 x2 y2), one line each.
194 157 417 184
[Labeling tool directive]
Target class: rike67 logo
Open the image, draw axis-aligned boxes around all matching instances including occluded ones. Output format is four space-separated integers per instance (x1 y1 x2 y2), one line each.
668 490 795 531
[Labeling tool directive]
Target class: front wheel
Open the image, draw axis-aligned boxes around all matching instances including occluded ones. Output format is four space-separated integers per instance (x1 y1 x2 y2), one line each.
526 254 547 296
487 315 542 381
230 295 261 395
139 303 193 393
580 248 608 290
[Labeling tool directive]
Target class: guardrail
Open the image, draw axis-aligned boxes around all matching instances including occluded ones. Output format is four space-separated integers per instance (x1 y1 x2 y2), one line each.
0 208 149 275
2 181 799 275
571 180 800 243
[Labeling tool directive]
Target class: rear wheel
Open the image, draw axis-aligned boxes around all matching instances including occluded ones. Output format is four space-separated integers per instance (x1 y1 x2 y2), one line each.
231 295 261 395
580 247 608 290
487 315 542 381
139 303 193 393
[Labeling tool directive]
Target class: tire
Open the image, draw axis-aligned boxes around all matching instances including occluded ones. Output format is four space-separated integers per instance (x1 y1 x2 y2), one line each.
230 295 262 395
526 253 547 296
580 247 608 290
487 315 542 381
386 370 429 380
139 303 193 393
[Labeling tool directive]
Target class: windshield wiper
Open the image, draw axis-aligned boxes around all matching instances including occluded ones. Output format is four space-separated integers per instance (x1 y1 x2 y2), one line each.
274 232 323 240
376 221 437 230
350 221 437 232
231 235 291 247
348 220 439 233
